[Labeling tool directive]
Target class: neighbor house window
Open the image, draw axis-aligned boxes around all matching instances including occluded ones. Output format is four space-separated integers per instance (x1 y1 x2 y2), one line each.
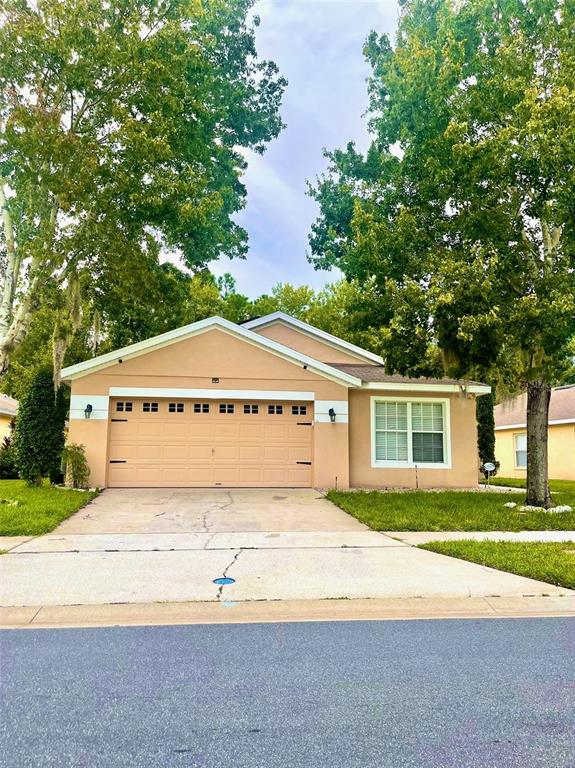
168 403 184 413
268 405 283 415
143 402 159 413
372 399 449 467
243 404 259 414
514 433 527 468
219 403 234 414
194 403 209 413
292 405 307 415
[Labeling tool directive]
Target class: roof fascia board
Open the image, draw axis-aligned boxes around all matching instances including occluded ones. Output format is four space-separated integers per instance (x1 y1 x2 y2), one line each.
495 418 575 431
243 312 383 364
361 382 491 395
61 316 361 388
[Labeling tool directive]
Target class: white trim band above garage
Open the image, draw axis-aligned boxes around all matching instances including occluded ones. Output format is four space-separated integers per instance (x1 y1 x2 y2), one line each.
315 400 349 424
108 388 316 402
70 395 110 420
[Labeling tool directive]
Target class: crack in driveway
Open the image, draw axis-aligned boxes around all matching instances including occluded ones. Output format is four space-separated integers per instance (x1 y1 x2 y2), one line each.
215 548 243 601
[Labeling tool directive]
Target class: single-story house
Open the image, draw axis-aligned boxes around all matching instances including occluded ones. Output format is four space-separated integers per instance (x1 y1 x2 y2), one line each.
0 394 18 441
495 384 575 481
61 313 489 489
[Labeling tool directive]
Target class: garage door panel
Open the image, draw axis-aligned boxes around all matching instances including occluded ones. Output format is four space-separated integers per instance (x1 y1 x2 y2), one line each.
108 399 314 487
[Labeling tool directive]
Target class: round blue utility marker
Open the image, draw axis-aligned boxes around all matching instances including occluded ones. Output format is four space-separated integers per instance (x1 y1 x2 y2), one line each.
213 577 235 586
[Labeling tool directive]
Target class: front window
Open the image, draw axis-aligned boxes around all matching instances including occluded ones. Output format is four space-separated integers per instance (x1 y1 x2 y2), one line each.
373 399 448 466
514 433 527 468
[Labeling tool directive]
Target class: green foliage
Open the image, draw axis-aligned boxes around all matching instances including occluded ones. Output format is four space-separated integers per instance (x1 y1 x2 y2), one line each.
309 0 575 388
62 443 91 489
419 541 575 591
327 488 575 532
0 479 97 536
0 0 286 374
12 369 67 485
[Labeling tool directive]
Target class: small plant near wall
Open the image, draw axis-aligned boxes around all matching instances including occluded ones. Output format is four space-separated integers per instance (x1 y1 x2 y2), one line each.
12 369 67 485
61 444 90 489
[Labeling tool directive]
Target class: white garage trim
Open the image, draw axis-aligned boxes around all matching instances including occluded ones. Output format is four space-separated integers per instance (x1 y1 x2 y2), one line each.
315 400 349 424
70 395 109 420
108 388 315 401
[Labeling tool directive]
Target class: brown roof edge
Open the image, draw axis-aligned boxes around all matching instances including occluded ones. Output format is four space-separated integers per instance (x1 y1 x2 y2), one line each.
329 364 488 388
495 384 575 427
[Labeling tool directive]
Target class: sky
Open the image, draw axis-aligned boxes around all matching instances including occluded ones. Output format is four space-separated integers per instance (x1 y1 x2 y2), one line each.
210 0 400 298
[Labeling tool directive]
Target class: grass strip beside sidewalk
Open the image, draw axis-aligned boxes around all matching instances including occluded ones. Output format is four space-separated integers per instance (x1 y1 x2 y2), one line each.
419 540 575 590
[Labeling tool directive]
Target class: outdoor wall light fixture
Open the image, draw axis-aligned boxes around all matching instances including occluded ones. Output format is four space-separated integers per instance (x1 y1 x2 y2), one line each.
84 404 93 419
328 408 336 423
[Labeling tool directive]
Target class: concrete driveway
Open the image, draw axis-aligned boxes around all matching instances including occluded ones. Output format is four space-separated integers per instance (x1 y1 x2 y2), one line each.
1 488 572 608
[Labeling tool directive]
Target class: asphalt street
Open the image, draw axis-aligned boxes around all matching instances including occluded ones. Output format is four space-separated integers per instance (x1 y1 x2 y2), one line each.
1 618 575 768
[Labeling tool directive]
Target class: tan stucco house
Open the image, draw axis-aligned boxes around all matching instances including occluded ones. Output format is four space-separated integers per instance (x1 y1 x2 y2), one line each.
61 313 489 489
0 394 18 441
495 385 575 481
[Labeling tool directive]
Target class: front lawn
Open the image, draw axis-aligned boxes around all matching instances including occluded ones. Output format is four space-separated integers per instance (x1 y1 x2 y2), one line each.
489 477 575 494
419 541 575 590
327 488 575 532
0 480 97 536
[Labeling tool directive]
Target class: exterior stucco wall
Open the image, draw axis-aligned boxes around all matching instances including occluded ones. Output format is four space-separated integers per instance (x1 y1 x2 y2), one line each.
254 322 370 365
348 389 479 489
0 414 12 441
67 329 349 489
495 424 575 481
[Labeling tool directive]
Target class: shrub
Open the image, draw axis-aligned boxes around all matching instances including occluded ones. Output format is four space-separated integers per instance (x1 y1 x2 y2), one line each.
0 418 19 479
476 391 499 478
62 443 91 489
13 369 67 485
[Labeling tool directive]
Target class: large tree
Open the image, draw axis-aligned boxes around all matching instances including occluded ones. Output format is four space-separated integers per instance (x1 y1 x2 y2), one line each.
0 0 285 377
309 0 575 507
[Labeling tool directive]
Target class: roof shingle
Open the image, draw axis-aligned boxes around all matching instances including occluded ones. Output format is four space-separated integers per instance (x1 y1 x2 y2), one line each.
495 385 575 427
330 364 487 388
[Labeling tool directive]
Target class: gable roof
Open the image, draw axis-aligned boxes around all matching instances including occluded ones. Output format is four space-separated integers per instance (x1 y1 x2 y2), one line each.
241 312 383 365
60 316 363 387
495 384 575 429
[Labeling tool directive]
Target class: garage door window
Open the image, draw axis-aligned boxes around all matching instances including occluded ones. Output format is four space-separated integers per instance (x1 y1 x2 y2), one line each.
219 403 234 414
194 403 210 413
143 402 159 413
268 405 283 415
243 404 259 414
168 403 185 413
116 401 133 412
292 405 307 415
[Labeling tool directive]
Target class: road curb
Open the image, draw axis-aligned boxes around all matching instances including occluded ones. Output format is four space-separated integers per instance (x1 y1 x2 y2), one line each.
2 595 575 629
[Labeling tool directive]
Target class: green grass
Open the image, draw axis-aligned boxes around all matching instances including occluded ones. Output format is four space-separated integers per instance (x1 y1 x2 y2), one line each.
489 477 575 494
0 480 97 536
327 487 575 532
419 540 575 590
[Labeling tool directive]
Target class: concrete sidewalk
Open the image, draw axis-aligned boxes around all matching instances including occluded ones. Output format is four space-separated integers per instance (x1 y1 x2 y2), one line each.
1 530 572 608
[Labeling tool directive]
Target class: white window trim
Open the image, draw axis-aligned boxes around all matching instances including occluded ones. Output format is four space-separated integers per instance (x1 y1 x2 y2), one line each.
370 396 452 469
513 432 527 470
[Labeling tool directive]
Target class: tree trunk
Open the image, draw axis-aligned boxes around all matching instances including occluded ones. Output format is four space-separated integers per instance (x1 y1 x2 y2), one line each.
525 380 553 508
